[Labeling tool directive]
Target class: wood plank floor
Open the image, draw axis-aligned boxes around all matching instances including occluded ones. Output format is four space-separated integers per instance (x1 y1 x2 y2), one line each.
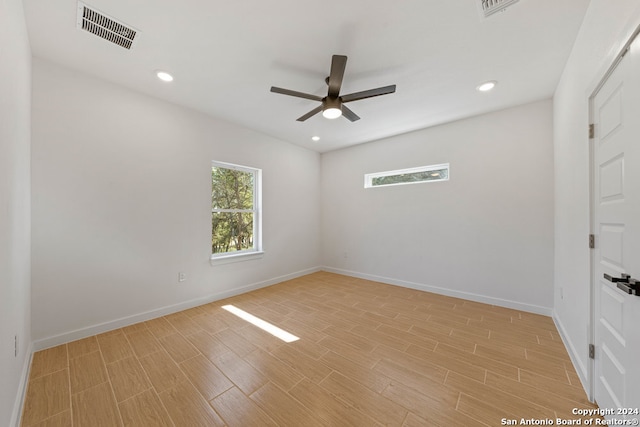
21 272 598 426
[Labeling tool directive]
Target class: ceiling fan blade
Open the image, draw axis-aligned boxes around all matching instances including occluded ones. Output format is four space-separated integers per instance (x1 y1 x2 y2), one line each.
340 84 396 103
328 55 348 98
296 105 323 122
341 105 360 122
270 86 323 102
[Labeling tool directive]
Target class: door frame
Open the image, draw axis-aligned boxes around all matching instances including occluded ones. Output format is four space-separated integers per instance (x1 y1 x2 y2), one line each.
588 24 640 404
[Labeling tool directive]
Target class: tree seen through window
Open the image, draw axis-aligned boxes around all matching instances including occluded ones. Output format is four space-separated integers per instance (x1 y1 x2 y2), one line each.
211 164 257 255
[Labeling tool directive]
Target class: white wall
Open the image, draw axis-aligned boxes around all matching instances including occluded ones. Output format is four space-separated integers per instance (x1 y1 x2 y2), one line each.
31 58 321 347
321 99 554 313
0 0 32 425
553 1 640 392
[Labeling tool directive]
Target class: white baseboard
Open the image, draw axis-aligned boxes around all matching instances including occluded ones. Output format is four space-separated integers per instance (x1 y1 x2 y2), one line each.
552 310 593 402
32 266 321 351
11 342 33 427
321 266 553 316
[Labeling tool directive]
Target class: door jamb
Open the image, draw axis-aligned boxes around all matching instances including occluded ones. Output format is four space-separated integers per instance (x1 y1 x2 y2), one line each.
588 91 595 403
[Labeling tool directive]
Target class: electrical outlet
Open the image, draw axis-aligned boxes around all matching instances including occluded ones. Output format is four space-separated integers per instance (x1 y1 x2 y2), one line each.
343 252 348 259
178 272 187 282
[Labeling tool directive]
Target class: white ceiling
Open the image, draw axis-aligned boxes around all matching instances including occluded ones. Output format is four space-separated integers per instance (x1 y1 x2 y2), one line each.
23 0 590 153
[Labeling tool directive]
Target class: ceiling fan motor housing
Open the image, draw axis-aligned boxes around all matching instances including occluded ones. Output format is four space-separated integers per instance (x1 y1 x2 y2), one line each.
323 96 341 111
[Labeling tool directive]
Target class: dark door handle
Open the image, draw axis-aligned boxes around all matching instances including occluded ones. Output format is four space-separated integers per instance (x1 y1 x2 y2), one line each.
604 273 631 283
604 274 639 295
617 282 635 294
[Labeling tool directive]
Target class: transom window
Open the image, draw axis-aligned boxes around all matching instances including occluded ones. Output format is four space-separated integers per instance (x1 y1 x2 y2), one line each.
364 163 449 188
211 161 262 261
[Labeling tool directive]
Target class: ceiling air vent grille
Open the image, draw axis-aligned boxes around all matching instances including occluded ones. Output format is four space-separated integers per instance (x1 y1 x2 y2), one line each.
480 0 520 18
76 2 138 49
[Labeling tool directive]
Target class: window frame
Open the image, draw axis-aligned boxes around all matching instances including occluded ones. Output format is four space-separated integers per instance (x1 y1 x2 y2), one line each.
210 161 263 265
364 163 450 188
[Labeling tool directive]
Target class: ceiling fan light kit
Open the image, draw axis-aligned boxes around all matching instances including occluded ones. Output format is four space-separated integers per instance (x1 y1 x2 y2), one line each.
322 108 342 119
322 97 342 119
270 55 396 122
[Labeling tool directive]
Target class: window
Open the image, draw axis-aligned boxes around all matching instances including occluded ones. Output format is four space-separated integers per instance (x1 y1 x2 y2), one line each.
364 163 449 188
211 161 262 263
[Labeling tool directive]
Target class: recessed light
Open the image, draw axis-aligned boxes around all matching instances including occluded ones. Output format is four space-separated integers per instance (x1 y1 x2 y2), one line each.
477 81 497 92
311 136 320 142
156 71 174 82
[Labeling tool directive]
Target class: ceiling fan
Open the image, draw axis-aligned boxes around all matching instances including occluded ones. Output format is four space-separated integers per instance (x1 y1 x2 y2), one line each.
270 55 396 122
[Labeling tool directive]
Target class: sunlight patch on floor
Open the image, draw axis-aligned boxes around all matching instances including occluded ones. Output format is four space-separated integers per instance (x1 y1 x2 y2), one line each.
221 304 299 343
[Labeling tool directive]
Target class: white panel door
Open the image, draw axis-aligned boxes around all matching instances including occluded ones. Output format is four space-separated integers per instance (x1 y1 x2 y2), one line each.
592 35 640 414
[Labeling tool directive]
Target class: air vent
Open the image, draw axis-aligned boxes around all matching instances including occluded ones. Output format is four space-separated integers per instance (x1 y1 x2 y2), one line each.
76 2 139 49
479 0 520 18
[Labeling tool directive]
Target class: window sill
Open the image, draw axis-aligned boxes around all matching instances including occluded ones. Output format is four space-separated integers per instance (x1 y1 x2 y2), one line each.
209 251 264 266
